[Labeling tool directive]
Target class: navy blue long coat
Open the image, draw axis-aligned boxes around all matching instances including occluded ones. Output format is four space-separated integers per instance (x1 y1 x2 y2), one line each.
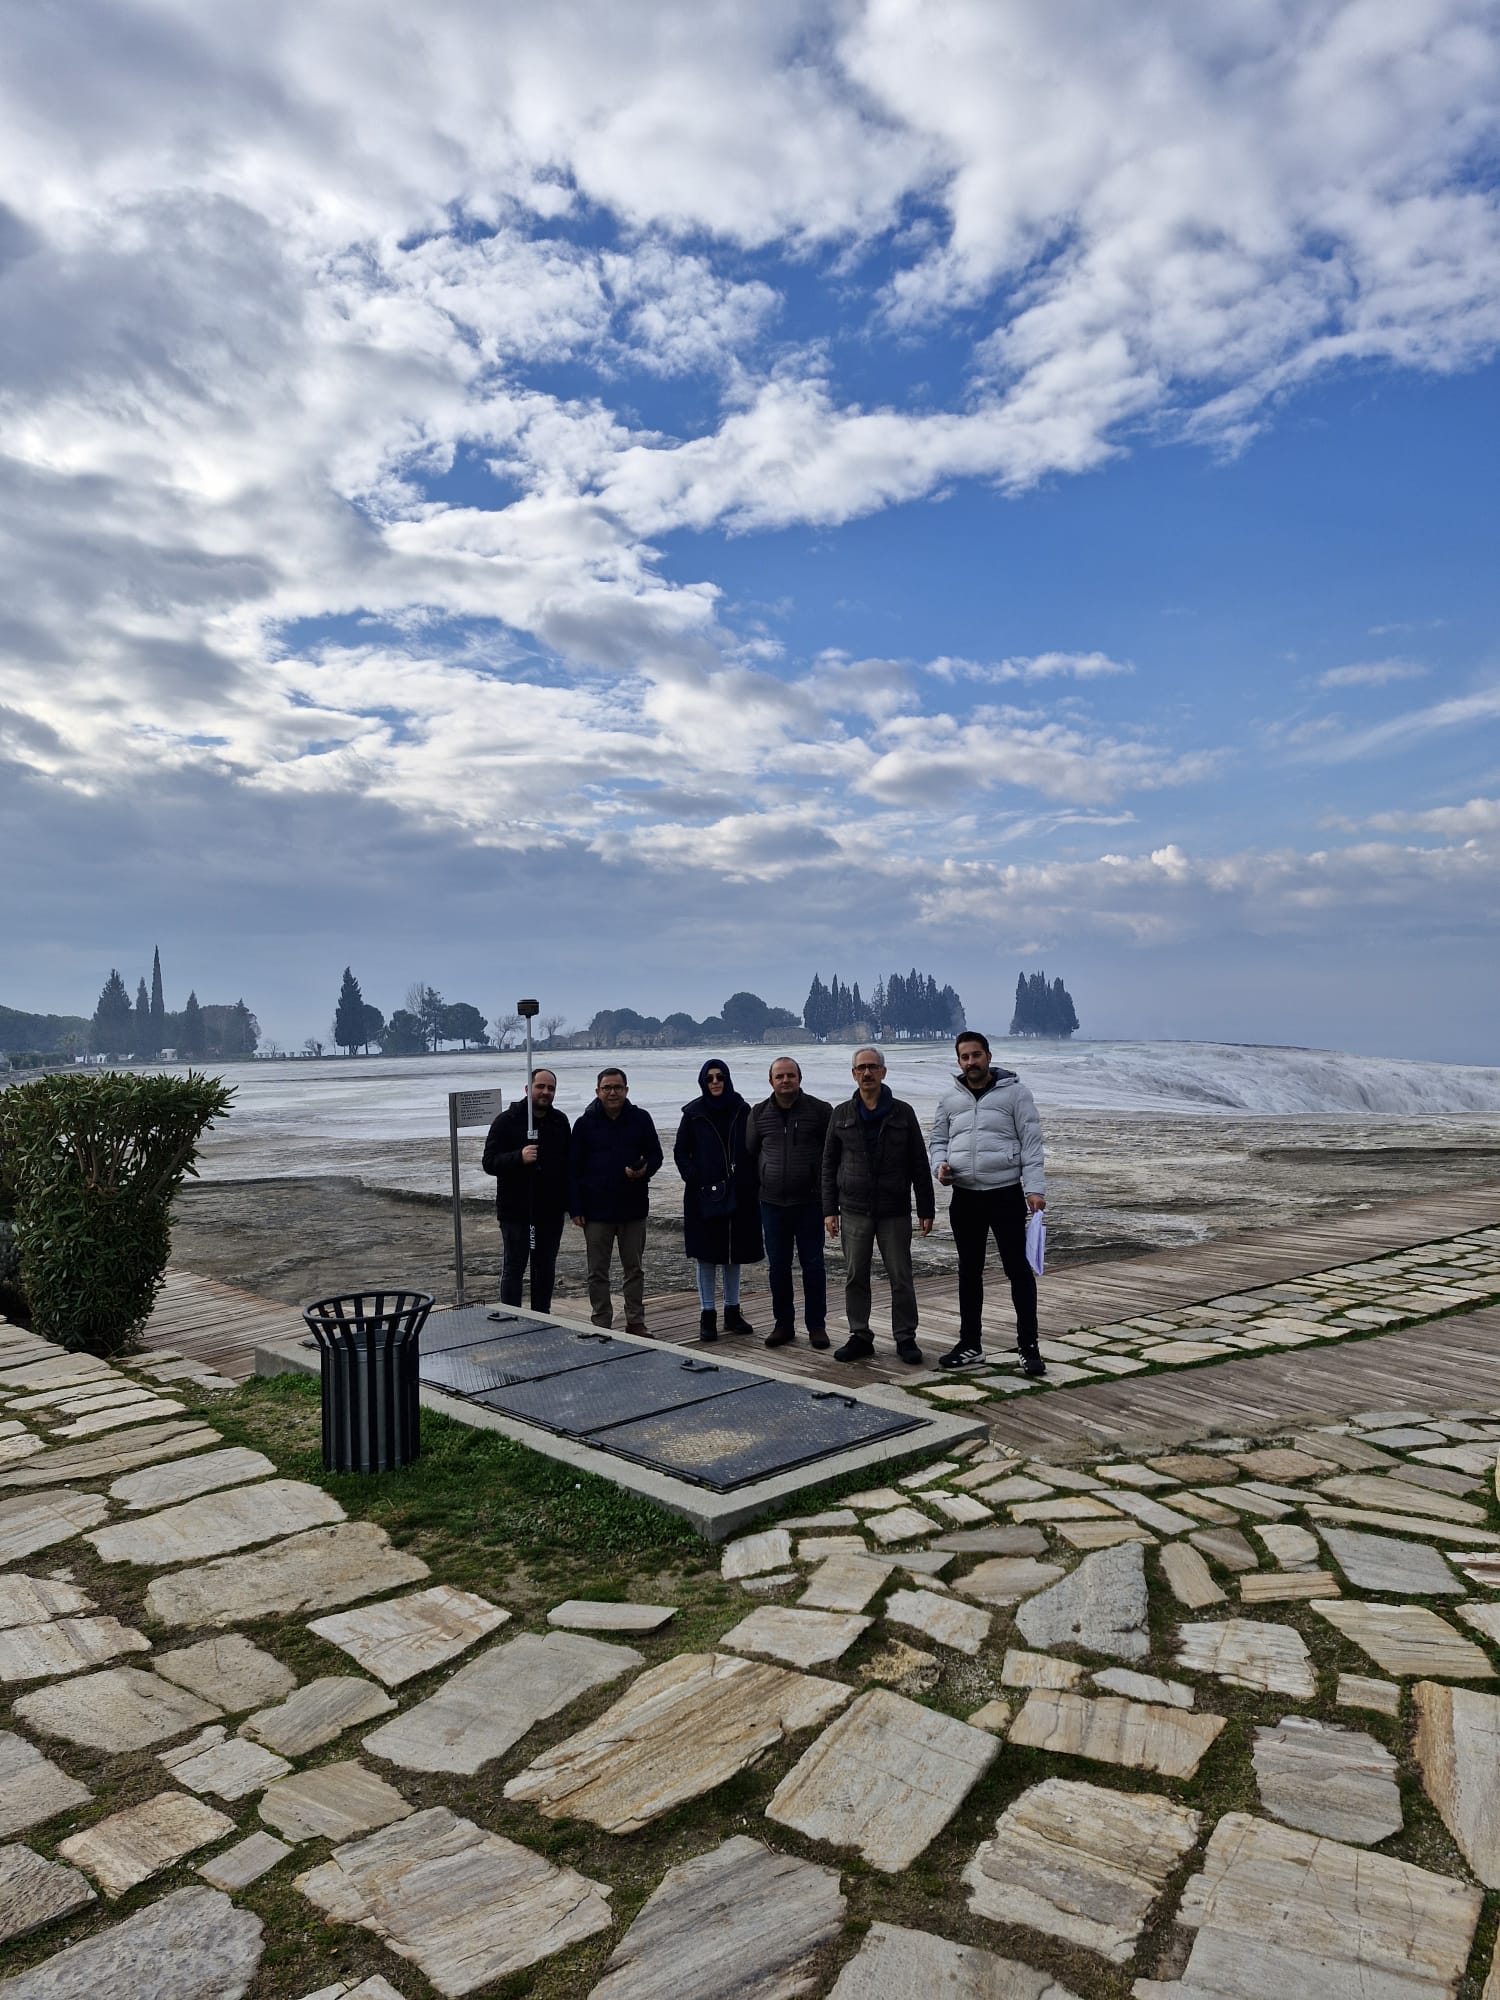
673 1088 765 1265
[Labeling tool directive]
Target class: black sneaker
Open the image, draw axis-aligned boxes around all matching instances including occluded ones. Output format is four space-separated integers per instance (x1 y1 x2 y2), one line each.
834 1333 875 1363
1021 1349 1047 1377
764 1324 795 1348
938 1342 985 1370
894 1337 924 1365
699 1309 718 1342
807 1327 830 1351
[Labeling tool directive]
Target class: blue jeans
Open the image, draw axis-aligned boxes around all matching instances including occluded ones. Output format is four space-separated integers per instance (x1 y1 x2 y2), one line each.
696 1261 741 1310
760 1199 827 1332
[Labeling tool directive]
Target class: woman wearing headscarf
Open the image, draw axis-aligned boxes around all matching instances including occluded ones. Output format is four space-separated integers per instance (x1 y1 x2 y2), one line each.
674 1057 765 1340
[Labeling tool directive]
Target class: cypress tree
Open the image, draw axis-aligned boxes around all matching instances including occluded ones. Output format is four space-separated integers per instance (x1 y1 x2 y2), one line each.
132 979 151 1059
91 971 133 1059
149 948 166 1057
333 968 366 1054
180 991 206 1059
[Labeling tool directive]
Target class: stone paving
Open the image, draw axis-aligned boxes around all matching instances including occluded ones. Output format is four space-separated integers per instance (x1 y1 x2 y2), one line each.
0 1318 1498 1995
907 1221 1500 1407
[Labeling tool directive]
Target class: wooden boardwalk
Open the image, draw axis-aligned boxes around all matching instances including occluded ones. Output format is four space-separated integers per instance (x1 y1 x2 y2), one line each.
145 1181 1500 1451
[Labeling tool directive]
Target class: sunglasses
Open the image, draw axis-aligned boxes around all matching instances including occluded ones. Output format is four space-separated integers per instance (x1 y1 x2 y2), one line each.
705 1071 727 1082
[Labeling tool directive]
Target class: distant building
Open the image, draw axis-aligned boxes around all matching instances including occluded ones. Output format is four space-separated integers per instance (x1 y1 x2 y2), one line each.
762 1026 813 1044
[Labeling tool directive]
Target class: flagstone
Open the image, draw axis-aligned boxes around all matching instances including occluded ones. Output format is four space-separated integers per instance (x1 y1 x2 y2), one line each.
739 1571 797 1592
0 1882 264 2000
144 1522 429 1627
1027 1464 1105 1490
505 1651 850 1833
1412 1443 1497 1476
933 1525 1049 1555
1008 1688 1226 1778
15 1667 221 1752
152 1633 297 1712
955 1557 1064 1605
1187 1526 1259 1571
1318 1475 1488 1523
60 1791 233 1898
720 1604 872 1667
591 1834 843 2000
0 1422 224 1489
897 1549 953 1576
1255 1524 1320 1567
1444 1552 1500 1588
1094 1668 1195 1708
1104 1490 1199 1536
884 1587 989 1654
1336 1672 1401 1715
159 1730 291 1800
0 1436 46 1467
1391 1463 1482 1498
1412 1681 1500 1885
925 1492 994 1525
964 1776 1199 1963
1151 1455 1230 1482
0 1732 91 1840
88 1479 345 1569
260 1760 411 1843
1011 1497 1122 1522
241 1677 395 1757
0 1576 94 1627
51 1397 185 1438
1305 1503 1500 1546
969 1700 1013 1732
109 1447 276 1511
826 1920 1084 2000
800 1553 894 1612
1095 1462 1179 1488
0 1490 108 1564
1166 1493 1244 1524
796 1534 868 1561
843 1487 907 1510
1231 1447 1334 1480
1456 1602 1500 1647
362 1629 640 1775
780 1509 858 1529
866 1506 936 1544
922 1382 990 1401
1160 1810 1481 2000
1238 1570 1339 1602
1015 1543 1149 1660
1318 1527 1461 1595
197 1831 291 1892
1312 1601 1494 1679
962 1474 1053 1503
299 1980 404 2000
0 1842 94 1943
1175 1619 1317 1698
1252 1716 1402 1843
767 1686 998 1872
899 1460 958 1488
1003 1649 1086 1689
1194 1485 1292 1519
295 1806 612 1997
308 1584 508 1686
546 1599 677 1633
720 1528 793 1578
0 1614 150 1682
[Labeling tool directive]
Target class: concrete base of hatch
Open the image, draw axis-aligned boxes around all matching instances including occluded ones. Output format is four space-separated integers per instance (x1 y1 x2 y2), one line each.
256 1302 986 1540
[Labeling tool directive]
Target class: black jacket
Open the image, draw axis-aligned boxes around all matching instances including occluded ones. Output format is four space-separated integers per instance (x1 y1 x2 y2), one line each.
673 1096 765 1265
746 1091 833 1206
480 1099 571 1223
821 1085 936 1221
567 1098 663 1224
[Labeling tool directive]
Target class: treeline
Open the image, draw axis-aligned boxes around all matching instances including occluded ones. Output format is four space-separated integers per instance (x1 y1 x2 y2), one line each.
1009 971 1080 1038
588 991 800 1048
87 952 258 1062
0 1005 90 1063
329 971 566 1057
804 968 965 1041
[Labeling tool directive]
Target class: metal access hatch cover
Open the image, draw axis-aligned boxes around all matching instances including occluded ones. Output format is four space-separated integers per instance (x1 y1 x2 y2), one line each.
419 1327 633 1397
474 1350 752 1435
584 1377 922 1490
421 1306 556 1356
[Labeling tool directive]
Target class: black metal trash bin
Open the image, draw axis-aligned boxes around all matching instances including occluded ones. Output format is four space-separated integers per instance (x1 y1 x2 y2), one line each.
301 1290 434 1473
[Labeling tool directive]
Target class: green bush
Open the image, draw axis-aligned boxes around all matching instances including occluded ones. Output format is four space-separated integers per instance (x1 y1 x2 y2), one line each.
0 1070 233 1355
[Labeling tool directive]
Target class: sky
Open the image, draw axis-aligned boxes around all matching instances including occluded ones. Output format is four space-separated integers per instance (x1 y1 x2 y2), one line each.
2 0 1499 1062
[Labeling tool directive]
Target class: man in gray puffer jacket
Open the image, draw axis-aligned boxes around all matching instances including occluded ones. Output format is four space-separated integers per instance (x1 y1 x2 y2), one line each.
928 1030 1046 1375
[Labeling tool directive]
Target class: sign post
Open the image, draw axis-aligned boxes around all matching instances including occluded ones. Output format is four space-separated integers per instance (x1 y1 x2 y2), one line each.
448 1084 508 1308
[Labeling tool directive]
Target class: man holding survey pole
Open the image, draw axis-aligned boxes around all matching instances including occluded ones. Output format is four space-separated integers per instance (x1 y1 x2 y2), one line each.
482 1070 570 1314
928 1031 1047 1376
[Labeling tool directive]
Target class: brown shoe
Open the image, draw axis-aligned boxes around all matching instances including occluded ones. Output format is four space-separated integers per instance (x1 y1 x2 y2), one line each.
626 1321 650 1340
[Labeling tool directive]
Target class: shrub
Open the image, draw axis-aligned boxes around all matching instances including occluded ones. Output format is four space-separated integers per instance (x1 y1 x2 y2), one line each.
0 1070 233 1356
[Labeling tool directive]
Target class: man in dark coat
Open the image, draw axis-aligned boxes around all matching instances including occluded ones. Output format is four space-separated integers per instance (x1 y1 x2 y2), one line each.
821 1046 935 1365
674 1057 764 1341
747 1054 832 1350
480 1067 570 1314
568 1066 663 1336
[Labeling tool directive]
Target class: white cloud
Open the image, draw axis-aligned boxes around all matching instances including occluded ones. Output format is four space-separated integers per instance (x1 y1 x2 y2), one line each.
859 712 1216 807
1306 684 1500 760
1359 796 1500 837
1317 657 1428 688
927 651 1132 684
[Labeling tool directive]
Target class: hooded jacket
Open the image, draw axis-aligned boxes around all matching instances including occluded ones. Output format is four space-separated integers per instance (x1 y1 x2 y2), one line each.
821 1083 935 1221
672 1059 765 1265
481 1097 571 1223
928 1065 1046 1196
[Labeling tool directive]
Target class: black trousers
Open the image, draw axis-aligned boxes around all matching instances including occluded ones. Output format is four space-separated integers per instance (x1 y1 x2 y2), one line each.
499 1213 565 1315
948 1183 1038 1350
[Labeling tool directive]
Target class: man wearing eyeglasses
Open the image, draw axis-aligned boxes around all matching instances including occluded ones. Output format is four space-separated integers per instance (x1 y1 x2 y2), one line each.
568 1067 663 1337
821 1048 935 1365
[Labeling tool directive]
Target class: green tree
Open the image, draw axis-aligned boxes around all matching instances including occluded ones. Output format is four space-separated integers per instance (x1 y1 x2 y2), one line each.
149 947 166 1056
441 1001 490 1049
132 978 151 1060
360 1003 385 1052
720 991 771 1041
404 982 445 1052
180 991 206 1060
333 967 366 1054
382 1009 426 1056
90 972 133 1059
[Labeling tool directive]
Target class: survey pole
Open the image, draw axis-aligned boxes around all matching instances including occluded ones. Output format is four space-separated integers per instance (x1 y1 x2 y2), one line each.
518 999 540 1248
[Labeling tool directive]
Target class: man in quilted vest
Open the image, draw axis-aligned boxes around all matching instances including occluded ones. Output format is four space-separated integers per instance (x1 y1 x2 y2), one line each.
928 1030 1047 1376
